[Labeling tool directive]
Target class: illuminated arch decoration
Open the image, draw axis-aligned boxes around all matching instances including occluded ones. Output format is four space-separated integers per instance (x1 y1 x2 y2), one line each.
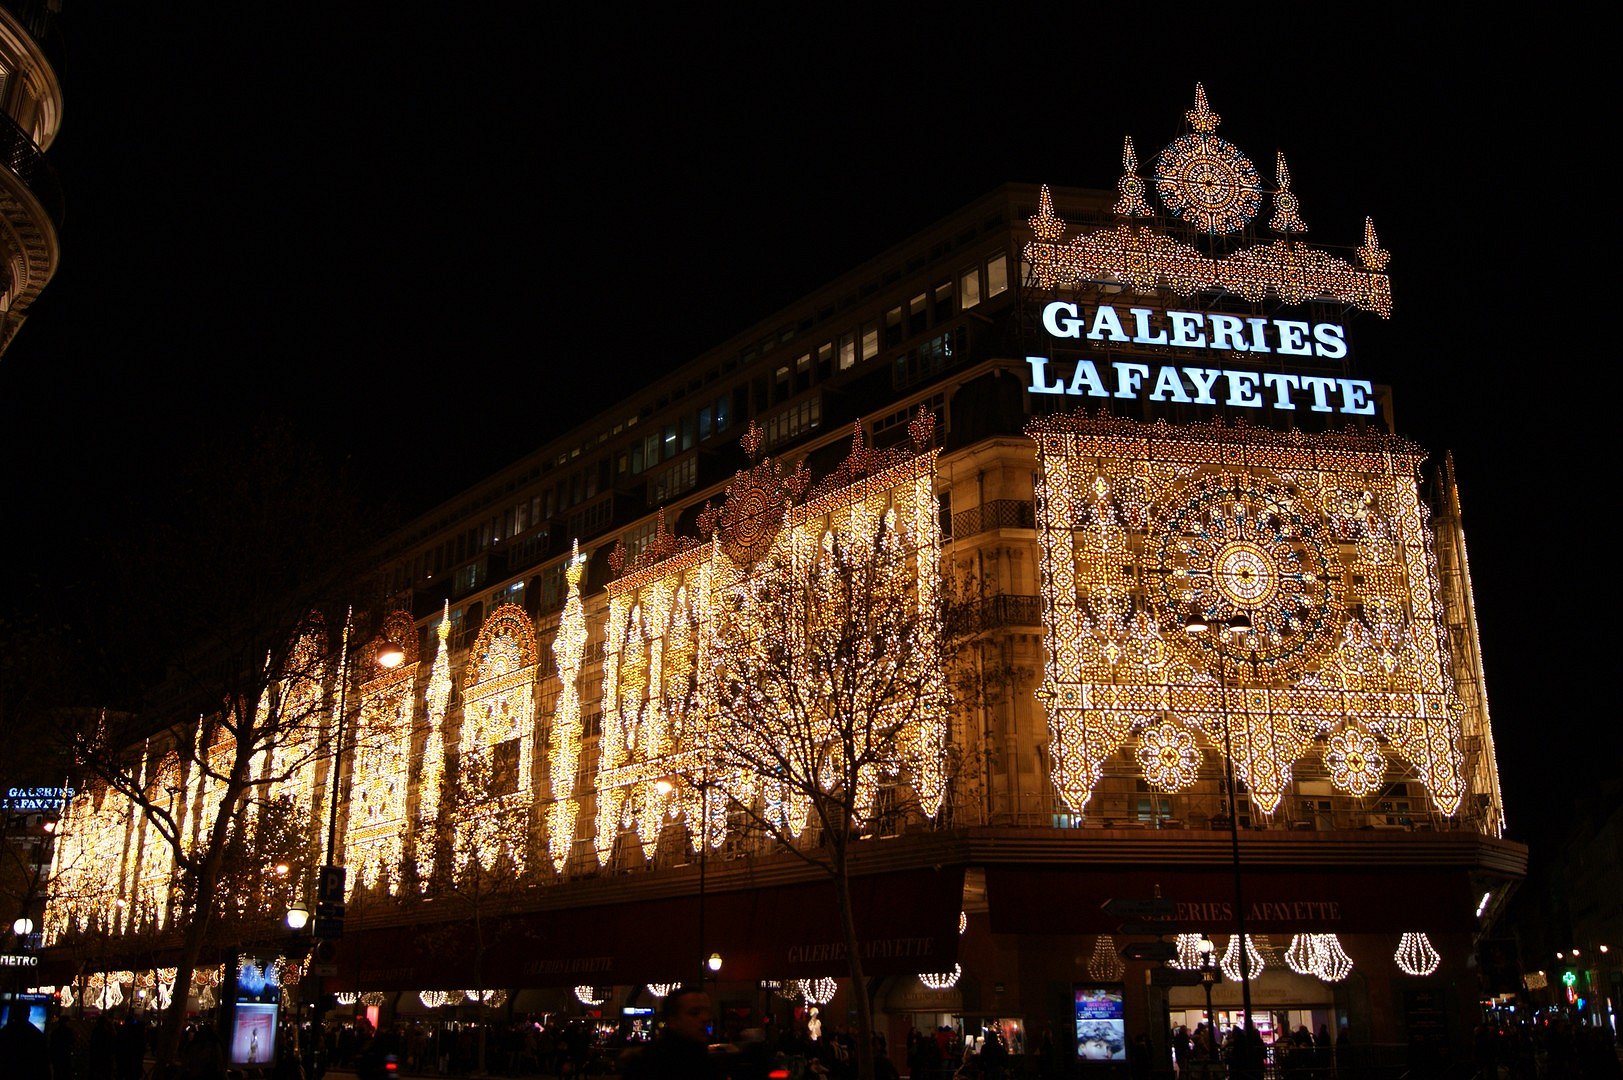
416 603 453 888
346 609 419 896
592 413 950 864
548 544 590 872
454 603 539 879
1031 415 1470 817
1022 85 1392 317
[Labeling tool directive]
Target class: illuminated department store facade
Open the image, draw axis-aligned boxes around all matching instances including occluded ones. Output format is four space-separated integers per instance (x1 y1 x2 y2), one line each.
43 88 1522 1058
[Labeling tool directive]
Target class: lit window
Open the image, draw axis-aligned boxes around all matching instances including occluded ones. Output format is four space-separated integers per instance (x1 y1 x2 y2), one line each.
839 333 856 370
861 325 879 361
987 254 1009 297
959 267 981 308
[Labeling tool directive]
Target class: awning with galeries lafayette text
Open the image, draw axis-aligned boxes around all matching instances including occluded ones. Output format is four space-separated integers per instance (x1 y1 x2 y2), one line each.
329 865 963 991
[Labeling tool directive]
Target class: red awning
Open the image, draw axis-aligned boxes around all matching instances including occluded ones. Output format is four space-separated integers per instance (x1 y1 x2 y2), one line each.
332 865 963 990
984 865 1474 935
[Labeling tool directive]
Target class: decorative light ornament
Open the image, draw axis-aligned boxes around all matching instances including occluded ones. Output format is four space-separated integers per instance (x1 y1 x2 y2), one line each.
417 602 453 887
59 984 75 1008
1136 721 1202 792
574 986 607 1006
1268 151 1307 234
463 989 505 1006
1395 932 1442 976
959 910 968 935
1325 726 1386 798
335 992 359 1006
1285 934 1318 976
799 978 837 1006
361 992 386 1008
647 983 679 999
1113 137 1153 218
419 990 448 1009
918 965 962 991
1088 935 1125 981
1029 416 1471 819
549 543 590 871
1220 935 1266 983
1313 934 1353 982
1170 934 1206 971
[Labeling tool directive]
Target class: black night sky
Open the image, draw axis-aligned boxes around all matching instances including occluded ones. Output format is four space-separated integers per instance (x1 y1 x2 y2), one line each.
0 9 1600 847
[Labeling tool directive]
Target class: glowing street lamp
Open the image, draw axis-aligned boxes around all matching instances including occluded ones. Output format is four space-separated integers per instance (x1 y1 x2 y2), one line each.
285 904 310 932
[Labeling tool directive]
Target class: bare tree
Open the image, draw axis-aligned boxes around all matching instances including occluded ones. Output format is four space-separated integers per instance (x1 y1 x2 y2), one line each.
700 515 953 1080
45 423 387 1066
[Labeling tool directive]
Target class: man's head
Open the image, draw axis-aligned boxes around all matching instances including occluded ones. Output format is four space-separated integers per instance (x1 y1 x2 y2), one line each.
661 987 712 1044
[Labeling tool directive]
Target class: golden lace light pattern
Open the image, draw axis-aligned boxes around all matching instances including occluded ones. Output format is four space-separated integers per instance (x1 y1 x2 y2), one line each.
129 750 183 931
1136 720 1201 792
1031 415 1472 817
260 621 328 841
548 544 590 871
453 603 538 879
416 605 453 887
1323 726 1385 798
46 781 132 942
345 609 419 895
592 415 949 861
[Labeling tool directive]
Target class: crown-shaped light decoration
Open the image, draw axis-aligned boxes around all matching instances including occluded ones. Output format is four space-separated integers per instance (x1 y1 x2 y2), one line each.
1269 151 1307 233
1025 85 1392 316
1114 137 1153 218
919 964 962 991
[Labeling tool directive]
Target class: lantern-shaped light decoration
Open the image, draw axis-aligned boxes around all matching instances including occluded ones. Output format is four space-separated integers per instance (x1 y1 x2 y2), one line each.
1170 933 1206 971
361 992 387 1008
336 992 359 1006
919 964 962 991
1313 934 1353 982
574 986 607 1006
647 983 680 999
419 990 448 1009
1220 935 1266 983
800 977 837 1005
1285 934 1317 975
1395 932 1442 976
1088 934 1125 981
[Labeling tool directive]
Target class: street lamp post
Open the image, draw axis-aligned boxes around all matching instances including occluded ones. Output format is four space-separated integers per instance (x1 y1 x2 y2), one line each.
1198 936 1218 1036
1185 611 1255 1031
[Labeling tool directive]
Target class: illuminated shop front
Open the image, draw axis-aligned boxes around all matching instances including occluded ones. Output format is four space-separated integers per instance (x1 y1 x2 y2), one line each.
41 85 1520 1069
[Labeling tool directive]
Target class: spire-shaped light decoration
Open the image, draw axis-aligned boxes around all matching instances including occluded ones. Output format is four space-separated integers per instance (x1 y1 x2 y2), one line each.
1269 151 1307 233
1358 216 1391 271
919 964 962 991
1395 932 1442 976
1029 184 1066 243
1088 935 1125 981
1187 82 1220 132
1114 137 1153 217
1220 934 1266 983
416 601 453 888
548 541 590 872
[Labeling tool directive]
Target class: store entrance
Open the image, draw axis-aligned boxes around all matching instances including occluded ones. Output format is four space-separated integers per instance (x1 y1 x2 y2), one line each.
1166 967 1337 1048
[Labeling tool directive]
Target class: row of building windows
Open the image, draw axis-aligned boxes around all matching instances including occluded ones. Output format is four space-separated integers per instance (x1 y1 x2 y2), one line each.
387 249 1010 598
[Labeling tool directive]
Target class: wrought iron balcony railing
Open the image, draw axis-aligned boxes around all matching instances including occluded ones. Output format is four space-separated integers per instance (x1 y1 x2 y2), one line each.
0 110 63 228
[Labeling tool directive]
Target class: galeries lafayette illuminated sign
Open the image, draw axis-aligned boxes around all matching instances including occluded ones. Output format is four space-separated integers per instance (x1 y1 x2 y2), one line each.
1027 301 1374 416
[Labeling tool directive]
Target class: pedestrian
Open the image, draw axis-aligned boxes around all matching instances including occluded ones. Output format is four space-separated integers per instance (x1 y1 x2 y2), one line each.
178 1023 224 1080
0 1007 51 1079
620 986 718 1079
51 1014 80 1080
